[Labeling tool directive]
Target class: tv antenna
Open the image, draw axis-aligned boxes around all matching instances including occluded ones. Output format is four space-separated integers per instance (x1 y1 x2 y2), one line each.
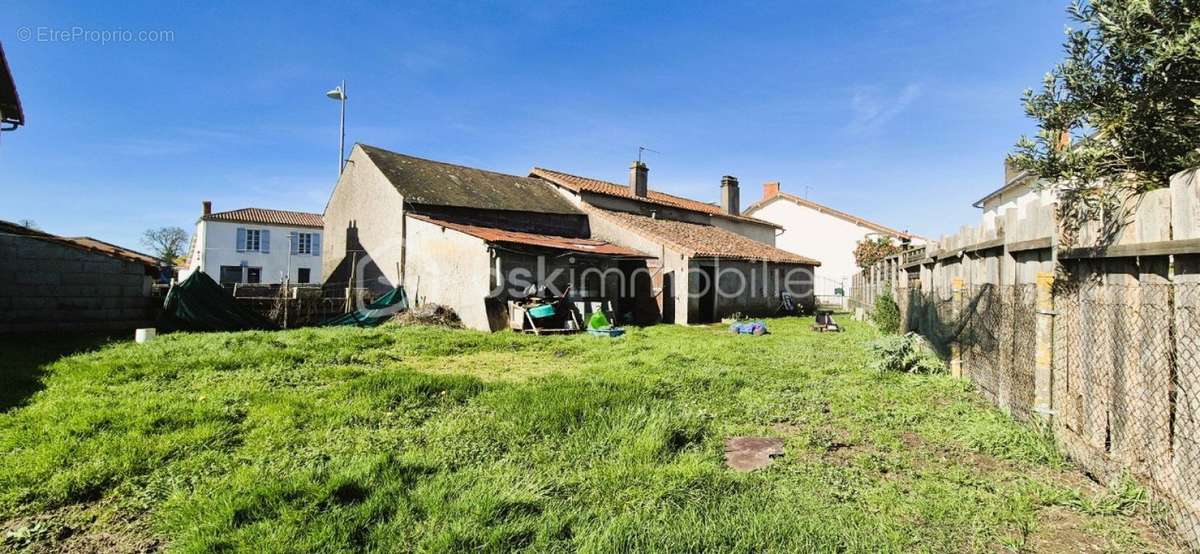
637 146 660 164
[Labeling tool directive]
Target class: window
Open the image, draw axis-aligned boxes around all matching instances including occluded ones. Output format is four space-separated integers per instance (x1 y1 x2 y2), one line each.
297 268 311 284
245 229 261 252
246 267 262 284
237 228 269 253
219 266 242 285
291 231 319 256
297 233 313 255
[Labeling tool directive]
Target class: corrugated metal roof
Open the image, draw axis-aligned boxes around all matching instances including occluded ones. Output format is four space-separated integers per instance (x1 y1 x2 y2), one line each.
408 214 650 258
530 167 780 228
361 145 582 215
590 208 821 265
203 208 324 228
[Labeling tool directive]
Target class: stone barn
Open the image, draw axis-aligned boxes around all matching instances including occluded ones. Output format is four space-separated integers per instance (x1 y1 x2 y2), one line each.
530 165 821 323
321 144 652 331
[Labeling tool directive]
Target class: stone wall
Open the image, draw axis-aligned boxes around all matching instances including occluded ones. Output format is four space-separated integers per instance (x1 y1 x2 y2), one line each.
0 235 156 334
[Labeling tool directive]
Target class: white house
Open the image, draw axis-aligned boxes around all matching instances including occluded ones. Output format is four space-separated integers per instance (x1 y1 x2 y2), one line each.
743 181 919 299
180 202 324 285
974 161 1056 232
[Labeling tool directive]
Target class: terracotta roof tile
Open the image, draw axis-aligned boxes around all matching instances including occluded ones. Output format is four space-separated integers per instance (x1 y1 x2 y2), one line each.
530 167 780 227
66 237 161 267
203 207 324 228
590 209 820 265
0 219 159 268
408 214 650 258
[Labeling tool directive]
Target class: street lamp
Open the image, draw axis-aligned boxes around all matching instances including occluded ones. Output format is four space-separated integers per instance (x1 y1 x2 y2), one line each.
326 80 347 175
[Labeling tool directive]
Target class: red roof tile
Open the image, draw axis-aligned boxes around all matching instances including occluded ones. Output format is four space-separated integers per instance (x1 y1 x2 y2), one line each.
590 208 820 265
203 207 324 228
407 214 651 258
530 168 780 228
0 219 159 268
66 237 161 267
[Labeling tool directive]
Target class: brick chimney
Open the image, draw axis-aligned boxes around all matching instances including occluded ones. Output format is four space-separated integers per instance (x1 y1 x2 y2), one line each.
202 200 212 216
763 180 780 200
630 161 648 198
721 175 740 216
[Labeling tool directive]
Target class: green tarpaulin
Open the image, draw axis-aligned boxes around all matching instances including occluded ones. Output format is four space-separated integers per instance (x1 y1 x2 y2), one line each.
321 287 408 327
157 271 278 332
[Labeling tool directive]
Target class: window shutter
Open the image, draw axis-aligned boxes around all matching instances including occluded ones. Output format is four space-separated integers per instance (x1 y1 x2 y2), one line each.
261 230 270 253
311 233 321 256
236 228 246 252
290 232 299 255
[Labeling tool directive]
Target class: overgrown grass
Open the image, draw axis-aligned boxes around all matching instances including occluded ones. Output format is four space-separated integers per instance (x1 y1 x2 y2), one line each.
0 319 1179 552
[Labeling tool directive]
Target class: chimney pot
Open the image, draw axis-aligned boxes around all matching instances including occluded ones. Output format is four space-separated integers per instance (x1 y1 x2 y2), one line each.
630 162 648 198
763 181 781 200
720 175 740 216
202 200 212 216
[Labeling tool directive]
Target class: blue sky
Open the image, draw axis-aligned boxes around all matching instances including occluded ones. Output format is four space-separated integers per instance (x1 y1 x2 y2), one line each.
1 1 1068 250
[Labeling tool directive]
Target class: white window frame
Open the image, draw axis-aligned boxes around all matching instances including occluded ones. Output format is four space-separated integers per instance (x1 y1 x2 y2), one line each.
297 232 313 255
245 229 262 252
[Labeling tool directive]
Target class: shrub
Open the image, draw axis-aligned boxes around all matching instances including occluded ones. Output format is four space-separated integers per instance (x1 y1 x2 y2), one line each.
867 333 945 374
871 286 901 335
853 237 902 271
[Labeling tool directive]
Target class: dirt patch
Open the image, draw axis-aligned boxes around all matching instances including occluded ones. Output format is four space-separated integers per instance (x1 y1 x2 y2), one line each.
1023 505 1185 553
1 504 161 554
1024 505 1110 553
897 431 1008 474
724 437 784 471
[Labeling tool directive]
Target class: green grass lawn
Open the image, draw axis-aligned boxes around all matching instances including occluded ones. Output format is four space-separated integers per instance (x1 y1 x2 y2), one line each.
0 319 1183 552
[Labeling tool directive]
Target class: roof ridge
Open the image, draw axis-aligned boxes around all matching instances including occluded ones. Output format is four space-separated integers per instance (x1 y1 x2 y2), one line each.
744 191 914 239
361 143 534 182
589 207 820 265
530 167 781 228
209 206 323 216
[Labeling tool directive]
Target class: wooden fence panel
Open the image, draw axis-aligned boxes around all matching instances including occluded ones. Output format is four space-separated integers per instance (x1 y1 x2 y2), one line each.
849 166 1200 548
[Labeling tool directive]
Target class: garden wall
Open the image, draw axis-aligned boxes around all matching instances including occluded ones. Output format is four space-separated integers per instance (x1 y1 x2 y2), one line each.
0 234 158 334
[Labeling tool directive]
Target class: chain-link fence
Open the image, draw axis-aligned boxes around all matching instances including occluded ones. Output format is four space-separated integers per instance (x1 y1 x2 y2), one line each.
900 279 1200 544
1054 281 1200 542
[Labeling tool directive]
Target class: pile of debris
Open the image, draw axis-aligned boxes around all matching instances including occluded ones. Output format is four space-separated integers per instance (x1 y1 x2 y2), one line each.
391 303 462 328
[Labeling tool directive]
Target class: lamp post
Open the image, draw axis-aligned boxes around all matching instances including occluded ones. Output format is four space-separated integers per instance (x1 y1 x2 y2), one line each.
326 80 347 175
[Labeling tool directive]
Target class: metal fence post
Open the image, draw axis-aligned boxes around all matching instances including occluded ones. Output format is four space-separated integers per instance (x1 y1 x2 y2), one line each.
951 276 964 379
1034 271 1055 419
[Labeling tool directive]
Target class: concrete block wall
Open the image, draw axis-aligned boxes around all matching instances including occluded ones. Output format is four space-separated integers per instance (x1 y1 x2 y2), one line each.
0 236 157 334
